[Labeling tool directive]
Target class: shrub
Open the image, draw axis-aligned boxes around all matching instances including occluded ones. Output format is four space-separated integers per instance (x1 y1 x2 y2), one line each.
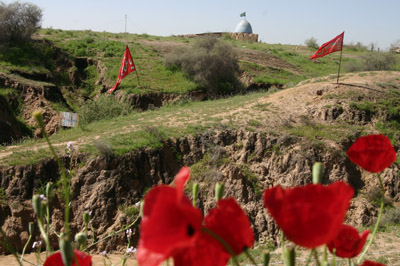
164 37 242 94
344 51 398 72
304 37 319 49
380 206 400 228
93 140 114 158
78 94 133 127
0 1 42 47
362 51 398 71
363 186 393 209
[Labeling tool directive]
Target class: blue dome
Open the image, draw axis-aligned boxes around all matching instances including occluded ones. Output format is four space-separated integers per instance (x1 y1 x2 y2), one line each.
234 20 253 34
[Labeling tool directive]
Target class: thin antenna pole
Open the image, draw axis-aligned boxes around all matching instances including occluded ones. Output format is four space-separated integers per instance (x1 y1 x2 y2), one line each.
125 14 127 34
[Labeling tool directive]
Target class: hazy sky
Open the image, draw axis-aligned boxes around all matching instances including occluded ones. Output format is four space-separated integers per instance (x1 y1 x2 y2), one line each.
4 0 400 50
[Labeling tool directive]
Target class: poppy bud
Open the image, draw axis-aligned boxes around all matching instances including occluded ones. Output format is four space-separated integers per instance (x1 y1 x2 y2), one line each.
46 182 53 199
75 232 87 247
83 212 90 225
312 162 323 184
139 200 144 217
192 183 199 206
32 194 41 217
32 110 44 130
28 222 34 235
263 251 270 266
215 182 224 201
60 238 73 266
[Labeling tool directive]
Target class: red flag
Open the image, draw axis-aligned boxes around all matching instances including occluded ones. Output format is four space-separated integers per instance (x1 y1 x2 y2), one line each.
310 32 344 60
108 45 136 93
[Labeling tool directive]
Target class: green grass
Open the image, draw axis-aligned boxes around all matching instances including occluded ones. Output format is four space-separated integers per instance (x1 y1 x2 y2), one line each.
36 29 400 95
287 121 364 143
349 87 400 142
1 90 274 165
119 203 140 218
2 29 400 165
41 30 199 95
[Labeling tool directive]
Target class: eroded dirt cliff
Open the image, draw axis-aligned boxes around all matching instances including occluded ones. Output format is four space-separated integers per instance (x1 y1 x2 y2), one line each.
0 128 398 254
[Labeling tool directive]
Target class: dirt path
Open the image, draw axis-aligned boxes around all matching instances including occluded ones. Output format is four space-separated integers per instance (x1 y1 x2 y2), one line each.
1 227 399 266
1 71 399 165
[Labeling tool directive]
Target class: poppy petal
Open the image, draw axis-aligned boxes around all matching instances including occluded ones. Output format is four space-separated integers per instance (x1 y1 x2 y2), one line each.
327 224 370 258
138 167 203 262
136 240 168 266
347 134 396 173
43 250 92 266
174 166 190 200
360 260 387 266
140 185 202 254
263 182 354 249
205 198 254 255
173 231 230 266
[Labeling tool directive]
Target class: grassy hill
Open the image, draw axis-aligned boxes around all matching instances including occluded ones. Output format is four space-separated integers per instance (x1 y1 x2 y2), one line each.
1 29 400 166
1 29 400 265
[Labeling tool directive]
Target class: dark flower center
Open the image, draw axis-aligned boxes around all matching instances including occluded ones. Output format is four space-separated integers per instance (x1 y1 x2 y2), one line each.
187 224 195 236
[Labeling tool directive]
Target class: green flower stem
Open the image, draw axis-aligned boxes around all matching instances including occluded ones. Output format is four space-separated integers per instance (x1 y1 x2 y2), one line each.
192 183 199 207
304 250 313 266
201 227 240 266
244 248 258 266
284 245 295 266
331 248 336 266
322 245 328 266
281 231 287 266
20 230 33 263
37 218 52 258
20 259 36 266
312 249 321 266
121 237 131 266
46 204 51 251
34 112 71 238
0 227 22 266
357 173 385 264
83 214 140 252
262 252 271 266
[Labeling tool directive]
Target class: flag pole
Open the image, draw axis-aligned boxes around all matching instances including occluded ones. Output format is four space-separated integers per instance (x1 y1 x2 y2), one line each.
135 69 141 87
336 48 343 84
336 31 344 84
127 43 141 87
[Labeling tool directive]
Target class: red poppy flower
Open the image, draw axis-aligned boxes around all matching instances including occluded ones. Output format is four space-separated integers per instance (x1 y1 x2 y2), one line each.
327 224 370 258
43 250 91 266
137 167 255 266
205 198 254 255
137 167 203 266
360 260 387 266
263 181 354 249
347 134 396 173
173 231 230 266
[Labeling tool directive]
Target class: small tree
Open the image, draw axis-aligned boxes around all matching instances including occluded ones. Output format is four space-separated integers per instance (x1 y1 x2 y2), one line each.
165 37 242 94
0 1 42 47
305 37 319 49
